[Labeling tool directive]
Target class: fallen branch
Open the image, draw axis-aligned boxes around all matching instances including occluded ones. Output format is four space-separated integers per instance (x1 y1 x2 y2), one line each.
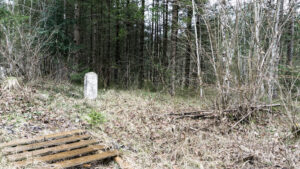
223 104 281 113
229 110 253 132
168 111 216 119
168 104 281 119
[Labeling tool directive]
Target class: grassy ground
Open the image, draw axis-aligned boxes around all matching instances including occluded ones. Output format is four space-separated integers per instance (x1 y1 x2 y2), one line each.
0 81 299 169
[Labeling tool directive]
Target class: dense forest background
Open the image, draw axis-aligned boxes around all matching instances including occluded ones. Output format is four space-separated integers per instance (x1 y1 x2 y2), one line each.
0 0 299 108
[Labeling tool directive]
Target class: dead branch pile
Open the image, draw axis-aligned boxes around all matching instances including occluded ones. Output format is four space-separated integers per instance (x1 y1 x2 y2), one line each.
168 104 281 119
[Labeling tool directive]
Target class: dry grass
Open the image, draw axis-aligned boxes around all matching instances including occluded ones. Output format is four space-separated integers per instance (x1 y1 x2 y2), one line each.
0 81 299 169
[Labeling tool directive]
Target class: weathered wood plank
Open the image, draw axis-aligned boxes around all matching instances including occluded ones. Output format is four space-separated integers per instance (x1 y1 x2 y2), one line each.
7 139 98 161
0 129 84 149
2 134 90 155
51 150 119 169
14 145 105 167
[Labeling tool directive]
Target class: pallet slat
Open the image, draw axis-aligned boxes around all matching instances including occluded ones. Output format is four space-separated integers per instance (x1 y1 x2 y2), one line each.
51 150 120 169
0 129 84 149
2 134 91 155
1 130 121 168
7 139 98 161
14 145 105 167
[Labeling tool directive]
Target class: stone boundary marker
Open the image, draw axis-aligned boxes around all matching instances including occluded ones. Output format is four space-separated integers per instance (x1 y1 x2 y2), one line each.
84 72 98 100
0 129 130 169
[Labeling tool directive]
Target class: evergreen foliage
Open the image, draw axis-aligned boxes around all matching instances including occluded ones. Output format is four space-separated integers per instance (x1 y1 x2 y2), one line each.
0 0 298 100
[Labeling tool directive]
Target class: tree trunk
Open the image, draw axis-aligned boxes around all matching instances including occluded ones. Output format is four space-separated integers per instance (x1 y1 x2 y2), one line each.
162 0 169 75
170 0 179 95
286 0 295 66
162 0 169 84
184 6 192 88
114 0 121 82
253 0 264 101
90 2 97 68
268 0 283 101
125 0 131 87
192 0 203 97
138 0 145 88
73 0 80 65
106 0 111 87
63 0 66 20
279 0 285 64
154 0 159 84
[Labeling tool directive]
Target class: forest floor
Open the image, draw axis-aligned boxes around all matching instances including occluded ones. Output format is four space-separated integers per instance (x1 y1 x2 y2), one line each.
0 80 299 169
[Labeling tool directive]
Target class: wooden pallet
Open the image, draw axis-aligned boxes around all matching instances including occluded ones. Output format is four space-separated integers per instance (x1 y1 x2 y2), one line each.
0 129 120 168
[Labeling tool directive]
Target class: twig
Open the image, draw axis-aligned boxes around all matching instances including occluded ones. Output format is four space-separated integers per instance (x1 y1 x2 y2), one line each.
229 111 253 132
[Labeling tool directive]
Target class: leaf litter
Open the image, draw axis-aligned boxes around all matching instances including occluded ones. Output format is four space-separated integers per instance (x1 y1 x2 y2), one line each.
0 81 299 169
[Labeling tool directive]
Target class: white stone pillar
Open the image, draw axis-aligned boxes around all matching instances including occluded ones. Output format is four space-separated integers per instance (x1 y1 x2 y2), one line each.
84 72 98 100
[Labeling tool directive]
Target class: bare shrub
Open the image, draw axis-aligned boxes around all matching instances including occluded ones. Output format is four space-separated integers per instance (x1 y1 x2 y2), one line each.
278 67 300 136
201 0 292 120
0 4 54 80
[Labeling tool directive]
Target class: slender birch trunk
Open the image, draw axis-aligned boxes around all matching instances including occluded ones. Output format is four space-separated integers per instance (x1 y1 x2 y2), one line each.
253 0 265 101
219 1 234 106
192 0 203 97
268 0 283 101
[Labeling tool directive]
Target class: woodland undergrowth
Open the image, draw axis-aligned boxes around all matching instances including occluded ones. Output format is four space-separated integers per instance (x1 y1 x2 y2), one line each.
0 80 299 169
